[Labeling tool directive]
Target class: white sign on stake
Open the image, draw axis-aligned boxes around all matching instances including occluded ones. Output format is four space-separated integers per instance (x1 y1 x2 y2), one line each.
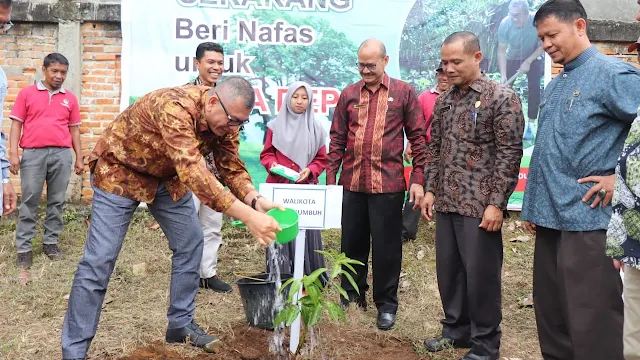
258 183 343 354
259 184 343 230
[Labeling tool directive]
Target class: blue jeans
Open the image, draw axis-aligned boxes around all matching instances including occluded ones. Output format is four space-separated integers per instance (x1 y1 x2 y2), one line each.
61 177 203 359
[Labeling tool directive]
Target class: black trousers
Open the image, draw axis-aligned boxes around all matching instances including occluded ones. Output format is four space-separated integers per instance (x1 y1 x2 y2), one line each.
436 212 503 357
340 190 404 314
533 227 623 360
507 58 543 119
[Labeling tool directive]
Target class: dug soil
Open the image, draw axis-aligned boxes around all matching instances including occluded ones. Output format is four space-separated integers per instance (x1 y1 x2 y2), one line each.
118 323 427 360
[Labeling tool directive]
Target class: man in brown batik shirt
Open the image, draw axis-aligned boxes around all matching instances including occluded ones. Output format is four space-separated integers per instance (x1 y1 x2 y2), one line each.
421 32 524 360
62 77 283 359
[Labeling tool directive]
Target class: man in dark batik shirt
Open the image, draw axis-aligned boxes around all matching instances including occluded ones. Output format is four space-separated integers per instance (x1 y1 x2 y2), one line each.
327 38 427 331
183 42 232 293
421 32 524 360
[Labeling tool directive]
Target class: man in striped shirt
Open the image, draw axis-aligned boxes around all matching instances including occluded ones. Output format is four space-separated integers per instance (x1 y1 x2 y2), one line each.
327 38 427 330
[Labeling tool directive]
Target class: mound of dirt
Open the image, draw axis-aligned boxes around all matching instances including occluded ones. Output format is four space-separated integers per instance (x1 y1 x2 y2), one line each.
118 323 427 360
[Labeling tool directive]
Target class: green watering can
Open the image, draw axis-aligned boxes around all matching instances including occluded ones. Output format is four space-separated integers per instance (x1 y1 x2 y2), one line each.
231 207 299 244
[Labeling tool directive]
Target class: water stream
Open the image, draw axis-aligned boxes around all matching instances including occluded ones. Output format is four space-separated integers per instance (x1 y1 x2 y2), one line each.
267 242 286 356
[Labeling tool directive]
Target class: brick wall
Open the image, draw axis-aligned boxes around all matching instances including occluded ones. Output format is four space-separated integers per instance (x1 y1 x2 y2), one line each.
0 22 122 202
0 23 58 195
550 41 640 75
79 23 122 200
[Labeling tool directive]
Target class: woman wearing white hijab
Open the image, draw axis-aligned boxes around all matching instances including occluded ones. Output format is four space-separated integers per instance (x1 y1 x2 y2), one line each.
260 81 328 283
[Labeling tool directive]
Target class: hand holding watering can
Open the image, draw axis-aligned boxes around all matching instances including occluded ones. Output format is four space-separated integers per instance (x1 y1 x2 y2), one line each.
232 196 300 246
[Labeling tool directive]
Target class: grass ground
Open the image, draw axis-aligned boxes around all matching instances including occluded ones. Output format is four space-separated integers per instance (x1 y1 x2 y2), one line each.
0 205 540 359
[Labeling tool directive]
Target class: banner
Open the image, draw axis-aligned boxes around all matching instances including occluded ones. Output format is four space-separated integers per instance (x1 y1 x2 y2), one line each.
121 0 550 211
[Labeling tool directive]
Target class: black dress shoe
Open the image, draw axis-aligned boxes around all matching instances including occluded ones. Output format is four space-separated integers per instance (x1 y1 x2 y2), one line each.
166 321 222 353
460 350 499 360
376 312 396 330
340 293 367 310
200 276 232 293
424 336 472 352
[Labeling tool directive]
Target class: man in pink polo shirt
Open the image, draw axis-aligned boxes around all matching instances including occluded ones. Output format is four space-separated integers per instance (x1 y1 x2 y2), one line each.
9 53 83 272
402 62 450 242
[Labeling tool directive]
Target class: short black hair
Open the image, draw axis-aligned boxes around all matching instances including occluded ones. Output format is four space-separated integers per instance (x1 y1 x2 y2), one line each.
43 53 69 68
533 0 588 27
195 42 224 61
0 0 12 9
213 76 255 110
443 31 481 54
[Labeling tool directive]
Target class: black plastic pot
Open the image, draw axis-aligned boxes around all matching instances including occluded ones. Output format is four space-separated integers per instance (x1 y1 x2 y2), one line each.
235 273 293 330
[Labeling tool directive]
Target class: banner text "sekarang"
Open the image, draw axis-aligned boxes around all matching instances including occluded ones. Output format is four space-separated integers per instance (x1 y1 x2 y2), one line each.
176 0 352 12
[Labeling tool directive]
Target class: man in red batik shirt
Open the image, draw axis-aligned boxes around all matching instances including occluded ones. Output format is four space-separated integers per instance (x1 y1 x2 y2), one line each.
327 38 427 330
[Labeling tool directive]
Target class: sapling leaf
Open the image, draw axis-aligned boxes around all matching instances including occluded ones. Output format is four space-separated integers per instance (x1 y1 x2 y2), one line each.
279 278 295 295
325 301 346 322
341 270 360 295
330 264 342 279
344 258 365 266
314 250 332 258
306 283 321 304
287 280 303 303
332 282 348 300
308 304 323 326
304 268 328 288
341 262 357 275
301 303 314 325
274 305 300 327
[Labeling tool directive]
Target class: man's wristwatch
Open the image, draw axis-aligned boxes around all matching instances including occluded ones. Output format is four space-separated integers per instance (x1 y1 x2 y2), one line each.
2 178 10 184
251 195 264 210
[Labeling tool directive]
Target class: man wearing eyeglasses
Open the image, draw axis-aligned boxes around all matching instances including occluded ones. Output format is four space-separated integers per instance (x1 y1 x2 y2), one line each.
61 76 283 360
497 0 544 142
183 41 232 294
0 0 17 223
327 38 427 331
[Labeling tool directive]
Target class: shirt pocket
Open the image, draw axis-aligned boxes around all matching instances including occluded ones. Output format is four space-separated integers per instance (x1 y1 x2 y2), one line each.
464 107 494 143
386 102 403 119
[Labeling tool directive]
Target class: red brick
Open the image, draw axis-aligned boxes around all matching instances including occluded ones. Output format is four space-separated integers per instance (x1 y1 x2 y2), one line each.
94 98 114 105
95 54 117 61
84 46 105 52
100 105 121 113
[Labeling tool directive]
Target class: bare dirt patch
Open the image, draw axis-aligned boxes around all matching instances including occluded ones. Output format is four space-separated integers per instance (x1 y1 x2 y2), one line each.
0 207 540 359
118 323 425 360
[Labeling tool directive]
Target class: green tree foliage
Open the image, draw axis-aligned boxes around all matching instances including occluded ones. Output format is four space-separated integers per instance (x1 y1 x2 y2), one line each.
225 11 360 143
399 0 544 93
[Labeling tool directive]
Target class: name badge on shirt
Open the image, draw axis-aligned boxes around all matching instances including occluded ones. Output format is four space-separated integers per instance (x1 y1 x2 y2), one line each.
354 104 366 109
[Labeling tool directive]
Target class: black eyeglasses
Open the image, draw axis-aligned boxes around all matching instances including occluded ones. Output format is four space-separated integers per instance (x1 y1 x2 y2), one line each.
356 58 383 71
215 91 250 127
